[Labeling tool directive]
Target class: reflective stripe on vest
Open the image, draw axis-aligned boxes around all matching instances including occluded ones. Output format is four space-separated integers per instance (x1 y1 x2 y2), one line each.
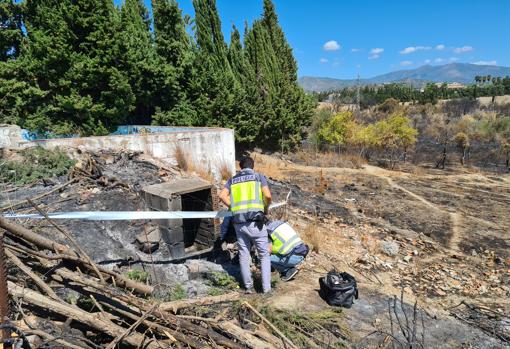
271 223 302 255
230 173 264 216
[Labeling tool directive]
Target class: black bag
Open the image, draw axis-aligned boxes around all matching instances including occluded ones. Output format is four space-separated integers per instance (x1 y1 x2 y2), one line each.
319 270 358 308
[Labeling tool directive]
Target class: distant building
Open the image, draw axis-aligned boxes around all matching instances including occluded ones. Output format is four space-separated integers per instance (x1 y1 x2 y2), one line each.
434 82 466 89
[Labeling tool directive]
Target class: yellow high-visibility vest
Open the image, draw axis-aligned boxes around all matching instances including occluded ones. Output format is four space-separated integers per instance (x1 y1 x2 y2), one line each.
271 222 302 255
230 171 264 221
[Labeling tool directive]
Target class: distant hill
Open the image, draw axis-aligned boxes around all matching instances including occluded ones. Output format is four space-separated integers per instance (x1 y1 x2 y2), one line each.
299 63 510 92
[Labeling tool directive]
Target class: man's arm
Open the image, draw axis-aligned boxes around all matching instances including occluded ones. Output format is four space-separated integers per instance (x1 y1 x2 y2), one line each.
262 185 272 213
219 187 231 207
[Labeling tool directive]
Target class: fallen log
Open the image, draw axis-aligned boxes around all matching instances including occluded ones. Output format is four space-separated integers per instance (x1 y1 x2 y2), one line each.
24 329 86 349
8 281 162 349
5 249 59 300
44 266 244 349
217 321 276 349
97 300 209 349
243 302 298 349
160 292 241 312
0 217 153 295
105 304 157 349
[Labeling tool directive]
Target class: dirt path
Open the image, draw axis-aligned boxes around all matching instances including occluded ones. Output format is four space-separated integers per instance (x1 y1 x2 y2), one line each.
365 168 466 253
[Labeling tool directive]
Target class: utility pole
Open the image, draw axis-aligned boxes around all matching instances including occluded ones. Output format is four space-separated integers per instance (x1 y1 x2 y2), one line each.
356 72 361 111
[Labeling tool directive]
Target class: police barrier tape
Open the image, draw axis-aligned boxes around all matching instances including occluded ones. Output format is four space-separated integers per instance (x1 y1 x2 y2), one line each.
2 201 288 221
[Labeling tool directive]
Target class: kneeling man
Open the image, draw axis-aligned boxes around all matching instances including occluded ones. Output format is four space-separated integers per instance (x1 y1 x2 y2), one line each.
267 220 309 281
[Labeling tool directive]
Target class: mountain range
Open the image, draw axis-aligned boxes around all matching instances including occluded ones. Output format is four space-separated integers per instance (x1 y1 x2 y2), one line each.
298 63 510 92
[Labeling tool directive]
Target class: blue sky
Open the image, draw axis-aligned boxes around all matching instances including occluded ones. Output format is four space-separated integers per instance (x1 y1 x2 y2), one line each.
131 0 510 79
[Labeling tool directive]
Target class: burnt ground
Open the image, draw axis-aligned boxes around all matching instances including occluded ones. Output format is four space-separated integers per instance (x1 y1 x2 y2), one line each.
1 149 509 348
0 151 237 298
256 152 510 348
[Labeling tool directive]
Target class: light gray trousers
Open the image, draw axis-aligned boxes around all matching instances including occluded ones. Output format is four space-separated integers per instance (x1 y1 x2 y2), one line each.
234 222 271 293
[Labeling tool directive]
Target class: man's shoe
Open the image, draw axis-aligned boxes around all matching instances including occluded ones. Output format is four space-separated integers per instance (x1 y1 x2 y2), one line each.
281 268 299 282
244 288 255 294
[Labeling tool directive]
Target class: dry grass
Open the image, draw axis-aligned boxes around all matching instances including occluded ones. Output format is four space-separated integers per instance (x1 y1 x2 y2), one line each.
251 153 286 180
302 221 324 253
218 160 233 181
174 145 216 182
312 170 329 194
173 145 195 172
293 150 367 169
196 166 215 183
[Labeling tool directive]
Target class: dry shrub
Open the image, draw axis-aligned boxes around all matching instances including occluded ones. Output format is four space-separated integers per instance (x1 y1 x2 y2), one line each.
411 165 426 176
218 160 233 181
313 170 329 194
196 166 214 183
316 152 367 169
173 145 195 172
302 222 323 253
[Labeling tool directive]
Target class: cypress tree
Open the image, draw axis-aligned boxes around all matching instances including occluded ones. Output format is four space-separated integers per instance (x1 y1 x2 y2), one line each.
16 0 134 135
188 0 237 128
244 0 314 150
118 0 174 124
151 0 198 126
0 0 23 61
152 0 190 67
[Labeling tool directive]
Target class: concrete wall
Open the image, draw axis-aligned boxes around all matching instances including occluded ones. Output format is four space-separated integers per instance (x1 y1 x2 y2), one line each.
0 124 23 148
16 127 236 180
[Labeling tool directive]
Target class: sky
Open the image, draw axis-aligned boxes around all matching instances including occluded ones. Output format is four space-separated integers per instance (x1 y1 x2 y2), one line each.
130 0 510 79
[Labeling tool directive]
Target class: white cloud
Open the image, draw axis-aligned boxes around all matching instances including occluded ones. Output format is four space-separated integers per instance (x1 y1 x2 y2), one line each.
400 60 413 66
399 46 431 54
319 58 328 63
368 48 383 59
351 48 361 52
424 59 431 64
449 57 459 62
473 60 497 65
435 44 445 51
435 58 444 63
323 40 341 51
453 45 474 53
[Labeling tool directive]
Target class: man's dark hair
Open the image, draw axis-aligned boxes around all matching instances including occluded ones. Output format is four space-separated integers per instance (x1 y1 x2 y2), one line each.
239 156 254 169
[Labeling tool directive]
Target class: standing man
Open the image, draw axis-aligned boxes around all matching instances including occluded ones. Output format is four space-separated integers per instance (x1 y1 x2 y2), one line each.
219 156 272 294
267 220 309 281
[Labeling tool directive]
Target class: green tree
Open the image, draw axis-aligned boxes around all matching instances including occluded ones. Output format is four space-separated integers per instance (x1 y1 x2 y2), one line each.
12 0 134 135
317 111 358 146
372 112 418 168
0 0 23 61
118 0 163 124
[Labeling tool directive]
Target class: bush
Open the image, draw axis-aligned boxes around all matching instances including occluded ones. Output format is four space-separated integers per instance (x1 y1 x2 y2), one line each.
168 284 187 301
0 147 76 184
207 272 238 290
126 269 150 284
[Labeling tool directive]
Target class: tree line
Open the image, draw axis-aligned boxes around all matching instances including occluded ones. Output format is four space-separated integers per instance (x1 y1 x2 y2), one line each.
0 0 314 150
315 76 510 108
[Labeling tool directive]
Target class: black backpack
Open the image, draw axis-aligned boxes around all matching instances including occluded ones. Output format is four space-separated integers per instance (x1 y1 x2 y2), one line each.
319 270 358 308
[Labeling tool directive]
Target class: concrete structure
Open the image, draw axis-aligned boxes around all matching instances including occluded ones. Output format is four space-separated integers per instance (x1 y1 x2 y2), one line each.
2 126 235 180
143 179 220 260
0 124 24 148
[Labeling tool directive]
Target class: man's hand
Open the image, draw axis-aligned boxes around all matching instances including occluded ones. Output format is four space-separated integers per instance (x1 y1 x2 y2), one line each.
219 187 231 207
268 242 272 254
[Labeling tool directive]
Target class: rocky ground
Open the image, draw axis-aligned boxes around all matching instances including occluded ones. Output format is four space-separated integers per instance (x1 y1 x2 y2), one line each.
255 151 509 348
